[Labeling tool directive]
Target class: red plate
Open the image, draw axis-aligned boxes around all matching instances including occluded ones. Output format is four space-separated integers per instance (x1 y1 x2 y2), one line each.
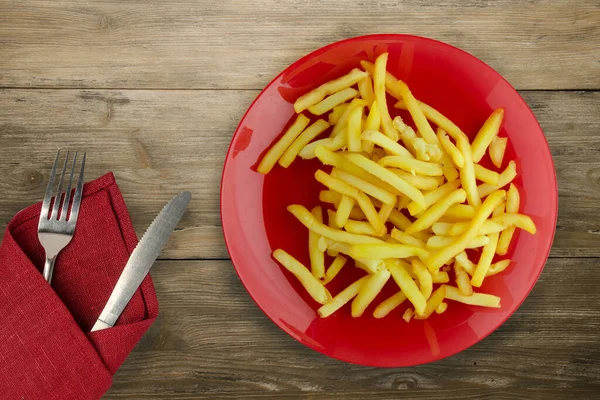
220 34 557 367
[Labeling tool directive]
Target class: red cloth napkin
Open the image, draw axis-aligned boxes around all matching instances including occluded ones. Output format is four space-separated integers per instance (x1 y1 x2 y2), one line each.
0 173 158 400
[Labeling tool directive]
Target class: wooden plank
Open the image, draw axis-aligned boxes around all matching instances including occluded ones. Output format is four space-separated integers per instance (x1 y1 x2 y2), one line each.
1 0 599 90
1 89 599 258
103 258 600 398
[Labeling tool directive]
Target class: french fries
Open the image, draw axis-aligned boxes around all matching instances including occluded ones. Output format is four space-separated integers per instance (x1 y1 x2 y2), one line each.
308 87 359 116
258 52 536 322
374 290 407 318
351 268 391 317
373 53 399 140
471 109 504 163
273 249 331 304
257 114 310 174
294 68 368 113
309 206 326 279
279 119 330 168
497 183 521 254
489 136 508 168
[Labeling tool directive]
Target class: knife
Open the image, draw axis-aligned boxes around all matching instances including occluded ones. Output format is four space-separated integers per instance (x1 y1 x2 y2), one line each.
91 191 191 332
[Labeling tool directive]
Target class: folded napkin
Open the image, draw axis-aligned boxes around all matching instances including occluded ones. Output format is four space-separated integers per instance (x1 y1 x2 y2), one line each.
0 173 158 400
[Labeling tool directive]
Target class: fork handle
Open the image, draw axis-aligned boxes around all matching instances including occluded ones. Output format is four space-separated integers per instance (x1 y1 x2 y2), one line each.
43 256 57 284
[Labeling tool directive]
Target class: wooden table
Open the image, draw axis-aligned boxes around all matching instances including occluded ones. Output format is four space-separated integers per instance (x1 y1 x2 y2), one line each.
1 1 599 398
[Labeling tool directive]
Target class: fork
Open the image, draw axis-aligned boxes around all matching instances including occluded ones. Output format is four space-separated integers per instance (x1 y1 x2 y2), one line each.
38 149 86 284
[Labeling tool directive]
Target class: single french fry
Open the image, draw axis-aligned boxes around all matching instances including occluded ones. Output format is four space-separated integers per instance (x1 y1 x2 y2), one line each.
309 207 326 279
455 251 475 275
308 87 359 116
373 53 399 140
335 195 355 228
471 233 500 287
493 213 536 235
349 243 427 260
344 219 384 236
471 108 504 162
294 68 369 113
346 153 425 206
456 135 481 207
432 270 450 283
390 228 427 249
397 195 411 210
351 268 391 317
332 168 396 205
403 308 414 322
273 249 331 304
387 260 427 315
412 137 430 161
391 169 444 191
318 276 370 317
435 302 448 314
378 156 443 177
407 180 461 216
315 169 361 200
388 209 412 231
378 199 396 225
441 153 460 182
478 160 517 198
257 114 311 174
323 255 347 285
406 189 467 234
425 190 506 270
415 286 446 319
489 136 508 168
454 262 473 296
347 103 365 152
319 189 342 205
412 259 433 300
349 206 367 221
437 128 465 168
356 193 385 236
373 290 407 318
488 259 511 276
427 235 490 249
317 236 328 252
431 222 453 236
358 76 375 106
361 130 413 158
331 98 368 137
443 285 501 308
497 183 521 254
279 119 330 168
448 218 507 236
299 133 346 159
328 103 349 125
443 204 475 221
326 209 338 230
288 204 383 245
395 79 438 145
362 101 381 154
474 164 500 186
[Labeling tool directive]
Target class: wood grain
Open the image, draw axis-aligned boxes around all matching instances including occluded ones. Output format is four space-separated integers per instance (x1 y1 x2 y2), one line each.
1 89 598 258
1 0 599 90
102 258 600 399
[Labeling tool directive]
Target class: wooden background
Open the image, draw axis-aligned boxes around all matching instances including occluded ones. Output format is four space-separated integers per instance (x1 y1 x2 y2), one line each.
1 1 599 398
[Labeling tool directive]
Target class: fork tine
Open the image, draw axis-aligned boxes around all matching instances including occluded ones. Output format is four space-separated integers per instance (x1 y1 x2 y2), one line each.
68 152 86 223
60 151 78 221
51 150 69 220
41 149 61 221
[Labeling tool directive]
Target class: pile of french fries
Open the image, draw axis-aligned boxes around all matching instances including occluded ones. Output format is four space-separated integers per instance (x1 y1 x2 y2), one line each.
258 53 536 321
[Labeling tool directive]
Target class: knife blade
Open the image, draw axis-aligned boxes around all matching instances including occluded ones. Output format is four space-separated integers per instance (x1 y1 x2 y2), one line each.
91 191 191 332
